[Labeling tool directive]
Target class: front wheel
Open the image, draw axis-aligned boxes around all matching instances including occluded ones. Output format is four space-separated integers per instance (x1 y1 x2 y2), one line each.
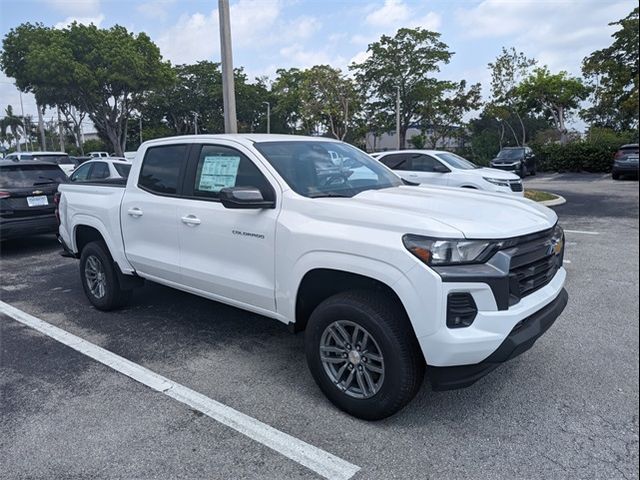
305 290 425 420
80 241 132 311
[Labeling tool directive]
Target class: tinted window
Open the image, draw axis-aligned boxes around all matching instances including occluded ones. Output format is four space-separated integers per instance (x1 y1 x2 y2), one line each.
380 153 409 170
89 162 109 180
33 154 73 164
0 164 68 188
410 155 440 172
114 163 131 178
255 141 402 198
193 145 272 199
70 164 92 182
139 145 188 194
497 149 525 159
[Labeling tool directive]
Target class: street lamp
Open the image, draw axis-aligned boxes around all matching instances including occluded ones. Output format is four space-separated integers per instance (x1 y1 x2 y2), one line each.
262 101 271 134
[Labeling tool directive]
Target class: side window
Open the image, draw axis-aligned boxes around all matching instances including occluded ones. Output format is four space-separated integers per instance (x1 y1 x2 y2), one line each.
193 145 273 200
88 162 109 180
139 144 188 195
410 155 438 172
70 164 92 182
380 153 409 170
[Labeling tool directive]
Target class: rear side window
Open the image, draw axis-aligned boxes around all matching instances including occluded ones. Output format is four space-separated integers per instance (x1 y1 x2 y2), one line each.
0 164 68 188
89 162 109 180
139 145 188 195
70 163 92 182
380 153 409 170
410 155 440 172
114 163 131 178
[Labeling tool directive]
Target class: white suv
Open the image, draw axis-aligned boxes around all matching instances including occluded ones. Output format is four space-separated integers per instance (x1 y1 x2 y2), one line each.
374 150 524 196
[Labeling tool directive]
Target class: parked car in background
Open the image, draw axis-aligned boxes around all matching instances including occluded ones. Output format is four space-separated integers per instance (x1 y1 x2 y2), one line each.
4 152 35 161
29 152 78 176
490 147 537 177
69 158 132 183
88 151 110 158
0 160 68 240
612 143 639 180
123 151 137 161
375 149 524 196
70 156 93 165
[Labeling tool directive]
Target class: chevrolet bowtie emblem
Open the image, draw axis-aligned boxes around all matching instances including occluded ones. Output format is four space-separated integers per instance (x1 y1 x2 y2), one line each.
32 190 44 195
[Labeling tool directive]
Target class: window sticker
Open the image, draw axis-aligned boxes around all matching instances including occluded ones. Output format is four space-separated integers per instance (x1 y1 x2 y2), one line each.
198 156 241 192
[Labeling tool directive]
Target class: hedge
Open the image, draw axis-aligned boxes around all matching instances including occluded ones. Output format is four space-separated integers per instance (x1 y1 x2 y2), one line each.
530 141 621 173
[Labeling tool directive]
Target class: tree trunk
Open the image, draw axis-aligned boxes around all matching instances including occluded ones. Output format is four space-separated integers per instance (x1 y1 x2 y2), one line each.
558 106 568 145
56 106 65 152
399 126 408 150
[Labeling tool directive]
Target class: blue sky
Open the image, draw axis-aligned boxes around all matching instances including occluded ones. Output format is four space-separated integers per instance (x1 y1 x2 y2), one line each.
0 0 636 129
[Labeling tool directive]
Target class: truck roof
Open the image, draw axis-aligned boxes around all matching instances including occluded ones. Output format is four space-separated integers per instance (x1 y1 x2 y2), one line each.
141 134 341 150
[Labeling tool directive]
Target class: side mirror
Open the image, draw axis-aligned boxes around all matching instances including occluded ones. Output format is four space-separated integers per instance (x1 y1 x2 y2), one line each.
433 163 450 173
219 187 275 209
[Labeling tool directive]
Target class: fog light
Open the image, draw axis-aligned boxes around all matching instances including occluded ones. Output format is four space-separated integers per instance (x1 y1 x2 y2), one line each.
447 292 478 328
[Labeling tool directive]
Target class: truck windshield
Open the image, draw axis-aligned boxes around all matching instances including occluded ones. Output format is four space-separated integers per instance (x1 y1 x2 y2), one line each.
254 141 403 198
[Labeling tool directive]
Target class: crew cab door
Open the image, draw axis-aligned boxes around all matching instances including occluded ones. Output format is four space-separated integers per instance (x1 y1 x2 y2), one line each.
121 144 189 283
175 142 279 312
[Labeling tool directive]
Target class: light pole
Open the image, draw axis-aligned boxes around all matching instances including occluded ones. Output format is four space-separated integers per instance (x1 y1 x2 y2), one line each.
219 0 238 133
262 101 270 134
194 112 199 135
139 116 143 145
395 85 401 150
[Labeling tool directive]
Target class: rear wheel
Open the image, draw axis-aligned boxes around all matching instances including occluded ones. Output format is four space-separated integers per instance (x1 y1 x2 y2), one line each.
80 241 132 310
305 290 425 420
612 171 621 180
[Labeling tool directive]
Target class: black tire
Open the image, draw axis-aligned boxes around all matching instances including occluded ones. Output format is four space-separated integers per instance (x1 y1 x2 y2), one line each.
305 290 425 420
79 241 132 311
531 164 537 176
519 165 527 178
612 171 621 180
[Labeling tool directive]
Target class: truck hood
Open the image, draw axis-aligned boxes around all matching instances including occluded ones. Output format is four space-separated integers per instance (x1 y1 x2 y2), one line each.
314 186 557 239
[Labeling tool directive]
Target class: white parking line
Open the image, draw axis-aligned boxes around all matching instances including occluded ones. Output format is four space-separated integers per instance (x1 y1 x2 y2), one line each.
564 229 600 235
563 260 571 264
0 301 361 480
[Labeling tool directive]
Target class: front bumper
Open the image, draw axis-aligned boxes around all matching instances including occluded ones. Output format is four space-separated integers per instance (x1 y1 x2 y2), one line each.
612 162 639 174
429 288 568 390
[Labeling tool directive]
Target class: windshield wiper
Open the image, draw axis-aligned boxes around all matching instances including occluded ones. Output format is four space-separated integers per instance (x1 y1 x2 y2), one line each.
309 192 352 198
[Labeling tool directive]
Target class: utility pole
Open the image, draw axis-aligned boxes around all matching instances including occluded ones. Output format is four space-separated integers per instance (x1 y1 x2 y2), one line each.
262 101 270 134
139 116 143 145
18 90 29 151
219 0 237 133
56 106 65 152
194 112 199 134
396 86 401 150
37 103 46 150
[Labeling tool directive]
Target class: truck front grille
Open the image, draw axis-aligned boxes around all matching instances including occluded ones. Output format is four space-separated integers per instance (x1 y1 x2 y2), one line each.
510 181 524 192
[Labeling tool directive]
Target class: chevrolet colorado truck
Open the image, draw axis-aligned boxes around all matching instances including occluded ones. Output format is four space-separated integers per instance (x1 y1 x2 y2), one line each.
57 134 568 420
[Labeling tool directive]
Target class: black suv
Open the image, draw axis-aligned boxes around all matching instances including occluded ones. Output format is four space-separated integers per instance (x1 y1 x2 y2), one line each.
0 160 68 240
490 147 537 178
612 144 639 180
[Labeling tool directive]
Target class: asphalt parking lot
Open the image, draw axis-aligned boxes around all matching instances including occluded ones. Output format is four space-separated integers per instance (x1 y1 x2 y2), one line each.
1 173 638 480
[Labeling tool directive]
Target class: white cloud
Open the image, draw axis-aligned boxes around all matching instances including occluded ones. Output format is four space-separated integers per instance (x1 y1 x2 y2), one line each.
54 14 105 29
365 0 410 28
279 44 346 69
45 0 101 15
136 0 177 20
455 0 634 74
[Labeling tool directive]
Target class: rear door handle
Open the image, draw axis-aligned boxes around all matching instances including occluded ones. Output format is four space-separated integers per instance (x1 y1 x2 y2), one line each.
181 215 201 226
127 207 143 218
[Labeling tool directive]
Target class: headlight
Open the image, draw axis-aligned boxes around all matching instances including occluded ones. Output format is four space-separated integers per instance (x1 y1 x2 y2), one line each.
550 225 564 255
483 177 511 187
402 235 498 266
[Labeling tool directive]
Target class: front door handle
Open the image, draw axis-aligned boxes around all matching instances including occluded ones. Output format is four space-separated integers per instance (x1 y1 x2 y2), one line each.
181 215 201 226
127 207 143 218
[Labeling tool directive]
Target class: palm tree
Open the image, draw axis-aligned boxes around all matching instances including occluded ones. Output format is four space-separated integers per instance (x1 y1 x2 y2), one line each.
1 105 24 152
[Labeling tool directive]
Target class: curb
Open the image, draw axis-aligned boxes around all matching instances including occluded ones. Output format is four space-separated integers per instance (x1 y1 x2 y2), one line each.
540 194 566 207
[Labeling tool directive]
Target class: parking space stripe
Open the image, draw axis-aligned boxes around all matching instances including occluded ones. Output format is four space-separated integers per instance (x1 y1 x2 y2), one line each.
564 229 600 235
0 301 361 480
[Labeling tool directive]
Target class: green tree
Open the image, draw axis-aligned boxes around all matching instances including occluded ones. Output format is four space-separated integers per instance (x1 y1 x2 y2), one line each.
270 68 313 134
0 105 24 152
488 47 537 146
351 27 453 148
418 80 482 148
299 65 361 140
582 7 639 131
1 22 173 156
516 68 590 144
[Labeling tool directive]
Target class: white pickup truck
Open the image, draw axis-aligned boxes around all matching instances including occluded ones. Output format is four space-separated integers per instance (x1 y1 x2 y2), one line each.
57 134 568 420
